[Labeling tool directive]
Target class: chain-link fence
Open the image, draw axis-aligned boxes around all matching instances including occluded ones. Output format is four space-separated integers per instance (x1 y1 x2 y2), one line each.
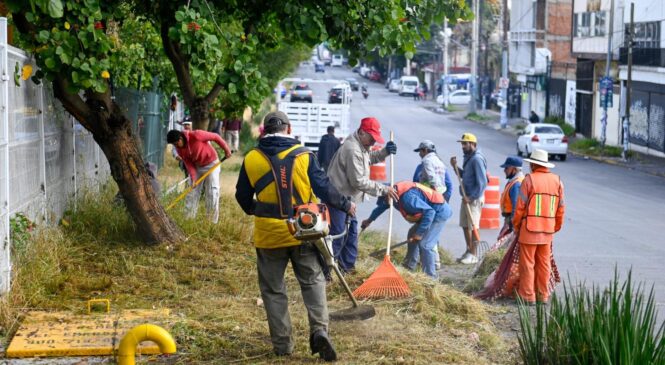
0 19 170 294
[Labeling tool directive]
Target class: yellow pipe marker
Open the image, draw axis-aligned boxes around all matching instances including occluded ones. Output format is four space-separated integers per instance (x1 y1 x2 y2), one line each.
118 324 177 365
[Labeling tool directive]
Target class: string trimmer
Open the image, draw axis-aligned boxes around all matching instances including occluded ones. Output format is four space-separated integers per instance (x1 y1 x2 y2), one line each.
287 204 375 321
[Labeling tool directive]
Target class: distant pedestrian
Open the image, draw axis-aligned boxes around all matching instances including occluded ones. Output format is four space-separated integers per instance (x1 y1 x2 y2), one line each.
223 115 243 153
421 82 429 100
529 111 540 124
513 149 565 304
317 126 341 172
413 86 420 101
166 128 231 223
450 133 488 265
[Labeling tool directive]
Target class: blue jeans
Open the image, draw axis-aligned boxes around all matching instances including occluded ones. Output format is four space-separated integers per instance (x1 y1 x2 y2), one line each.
404 218 448 279
328 205 358 272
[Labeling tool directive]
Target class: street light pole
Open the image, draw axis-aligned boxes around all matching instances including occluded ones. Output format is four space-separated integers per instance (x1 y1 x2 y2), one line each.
443 18 450 108
500 0 508 128
469 0 479 113
622 2 634 161
600 0 614 147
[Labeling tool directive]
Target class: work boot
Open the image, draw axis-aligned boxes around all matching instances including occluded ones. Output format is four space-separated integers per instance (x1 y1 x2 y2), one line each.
310 329 337 362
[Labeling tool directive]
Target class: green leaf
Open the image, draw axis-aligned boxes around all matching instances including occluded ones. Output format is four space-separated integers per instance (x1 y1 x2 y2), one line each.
71 71 79 83
47 0 64 18
405 51 414 60
228 82 236 94
44 57 56 69
37 30 50 42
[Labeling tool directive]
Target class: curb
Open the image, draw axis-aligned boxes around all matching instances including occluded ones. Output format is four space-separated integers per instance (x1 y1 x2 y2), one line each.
458 111 665 180
569 150 665 179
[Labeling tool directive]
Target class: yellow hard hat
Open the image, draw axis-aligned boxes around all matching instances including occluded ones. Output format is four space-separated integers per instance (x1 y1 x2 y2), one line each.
457 133 478 143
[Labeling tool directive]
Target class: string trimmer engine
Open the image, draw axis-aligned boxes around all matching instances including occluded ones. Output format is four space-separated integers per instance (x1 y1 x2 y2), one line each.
287 203 331 241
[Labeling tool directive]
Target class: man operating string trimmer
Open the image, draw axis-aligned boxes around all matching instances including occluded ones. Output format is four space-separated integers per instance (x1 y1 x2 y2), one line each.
235 112 356 361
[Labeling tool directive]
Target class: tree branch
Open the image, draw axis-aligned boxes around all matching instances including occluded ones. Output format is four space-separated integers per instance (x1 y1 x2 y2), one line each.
160 20 197 106
204 83 224 104
52 78 94 131
13 12 94 131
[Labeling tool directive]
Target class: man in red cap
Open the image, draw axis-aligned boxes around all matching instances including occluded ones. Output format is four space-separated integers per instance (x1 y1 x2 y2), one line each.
326 117 398 273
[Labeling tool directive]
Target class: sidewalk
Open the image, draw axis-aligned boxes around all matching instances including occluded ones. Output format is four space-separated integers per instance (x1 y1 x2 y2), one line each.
423 101 665 179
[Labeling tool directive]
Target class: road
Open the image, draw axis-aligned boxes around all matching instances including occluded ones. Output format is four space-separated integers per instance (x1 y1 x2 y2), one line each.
291 63 665 314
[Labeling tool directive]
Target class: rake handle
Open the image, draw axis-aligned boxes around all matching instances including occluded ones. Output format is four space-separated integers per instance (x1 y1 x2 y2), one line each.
386 131 395 256
451 162 481 242
166 157 226 211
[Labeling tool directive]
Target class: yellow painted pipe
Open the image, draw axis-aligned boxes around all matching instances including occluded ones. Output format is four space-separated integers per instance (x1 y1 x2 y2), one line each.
118 324 177 365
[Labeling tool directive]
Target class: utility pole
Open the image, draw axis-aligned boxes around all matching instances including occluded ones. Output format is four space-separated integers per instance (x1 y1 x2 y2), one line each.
601 0 615 147
469 0 479 113
443 18 450 108
500 0 509 128
622 2 634 160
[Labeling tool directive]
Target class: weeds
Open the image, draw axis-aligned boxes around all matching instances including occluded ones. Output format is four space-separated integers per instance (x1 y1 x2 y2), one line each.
543 116 576 136
570 138 629 158
517 270 665 365
466 112 492 122
0 157 515 364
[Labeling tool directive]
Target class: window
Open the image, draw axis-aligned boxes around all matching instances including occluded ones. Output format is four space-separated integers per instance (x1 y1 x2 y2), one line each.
593 12 606 37
629 22 661 48
574 11 606 38
535 126 564 135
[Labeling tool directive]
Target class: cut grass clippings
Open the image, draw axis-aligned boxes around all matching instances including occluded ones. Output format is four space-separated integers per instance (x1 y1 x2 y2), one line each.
0 155 516 364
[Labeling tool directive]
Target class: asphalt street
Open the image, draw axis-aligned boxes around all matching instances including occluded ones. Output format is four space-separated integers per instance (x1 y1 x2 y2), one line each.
292 64 665 315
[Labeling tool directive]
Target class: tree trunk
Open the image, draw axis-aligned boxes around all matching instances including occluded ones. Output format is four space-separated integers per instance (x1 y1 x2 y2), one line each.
93 102 185 244
190 97 211 131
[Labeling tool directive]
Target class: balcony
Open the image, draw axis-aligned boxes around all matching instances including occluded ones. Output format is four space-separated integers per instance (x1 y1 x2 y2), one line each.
619 48 665 67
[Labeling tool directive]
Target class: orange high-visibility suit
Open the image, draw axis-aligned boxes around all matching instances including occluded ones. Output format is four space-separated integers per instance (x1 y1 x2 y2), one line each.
512 166 565 302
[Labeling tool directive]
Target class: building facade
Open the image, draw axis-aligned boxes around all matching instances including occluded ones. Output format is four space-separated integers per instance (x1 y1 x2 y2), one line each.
618 1 665 157
510 0 576 122
572 0 624 139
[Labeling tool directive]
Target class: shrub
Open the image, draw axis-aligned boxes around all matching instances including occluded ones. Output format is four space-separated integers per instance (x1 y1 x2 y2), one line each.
543 116 575 136
518 270 665 365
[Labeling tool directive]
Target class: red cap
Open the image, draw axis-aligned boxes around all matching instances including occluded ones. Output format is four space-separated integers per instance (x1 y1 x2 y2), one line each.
359 117 385 144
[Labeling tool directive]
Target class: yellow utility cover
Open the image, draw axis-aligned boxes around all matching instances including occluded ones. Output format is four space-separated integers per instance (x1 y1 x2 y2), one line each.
7 309 171 358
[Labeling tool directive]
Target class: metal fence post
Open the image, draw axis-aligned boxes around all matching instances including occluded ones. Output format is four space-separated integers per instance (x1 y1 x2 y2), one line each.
0 17 11 294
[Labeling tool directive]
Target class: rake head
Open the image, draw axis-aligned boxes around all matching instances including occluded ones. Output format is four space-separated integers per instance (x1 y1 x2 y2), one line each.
352 256 411 299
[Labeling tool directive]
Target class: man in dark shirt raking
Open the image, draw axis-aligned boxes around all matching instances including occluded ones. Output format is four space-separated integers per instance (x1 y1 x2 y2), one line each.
450 133 488 265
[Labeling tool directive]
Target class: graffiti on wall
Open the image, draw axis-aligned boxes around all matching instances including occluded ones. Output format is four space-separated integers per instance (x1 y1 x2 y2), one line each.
549 94 564 117
630 100 649 144
565 81 576 126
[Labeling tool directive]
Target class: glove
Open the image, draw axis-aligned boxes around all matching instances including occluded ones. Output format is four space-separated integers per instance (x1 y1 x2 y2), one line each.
361 219 372 230
385 141 397 155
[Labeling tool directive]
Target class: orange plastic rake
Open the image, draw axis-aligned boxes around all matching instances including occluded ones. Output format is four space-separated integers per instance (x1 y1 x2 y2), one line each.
353 131 411 299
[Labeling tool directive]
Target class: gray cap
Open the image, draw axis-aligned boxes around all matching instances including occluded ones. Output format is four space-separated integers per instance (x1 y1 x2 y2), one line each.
413 140 436 152
263 111 290 129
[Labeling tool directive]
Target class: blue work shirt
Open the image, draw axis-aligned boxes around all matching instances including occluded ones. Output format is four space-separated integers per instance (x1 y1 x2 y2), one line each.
413 163 453 202
458 149 488 200
368 188 452 237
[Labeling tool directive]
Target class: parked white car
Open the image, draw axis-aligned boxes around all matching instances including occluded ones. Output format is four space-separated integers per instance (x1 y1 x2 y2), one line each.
398 76 419 96
389 79 400 92
516 123 569 161
445 89 471 105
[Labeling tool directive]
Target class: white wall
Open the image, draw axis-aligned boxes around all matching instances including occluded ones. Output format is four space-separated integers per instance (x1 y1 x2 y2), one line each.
572 0 625 57
593 92 622 146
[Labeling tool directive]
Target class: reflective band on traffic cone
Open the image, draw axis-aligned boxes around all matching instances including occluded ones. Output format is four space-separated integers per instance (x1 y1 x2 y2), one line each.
369 145 387 181
480 175 501 229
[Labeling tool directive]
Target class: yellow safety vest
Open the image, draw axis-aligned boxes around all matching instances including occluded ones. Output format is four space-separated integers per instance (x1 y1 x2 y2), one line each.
244 145 317 248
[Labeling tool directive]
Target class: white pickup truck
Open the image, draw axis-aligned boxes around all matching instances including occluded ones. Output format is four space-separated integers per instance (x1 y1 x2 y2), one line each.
277 78 351 152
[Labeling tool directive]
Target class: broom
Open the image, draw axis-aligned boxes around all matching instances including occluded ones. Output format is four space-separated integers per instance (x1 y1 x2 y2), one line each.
353 131 411 299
